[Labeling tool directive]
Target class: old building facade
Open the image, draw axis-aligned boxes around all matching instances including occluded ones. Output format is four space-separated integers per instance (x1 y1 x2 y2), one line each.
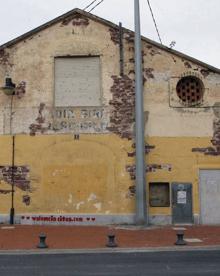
0 9 220 225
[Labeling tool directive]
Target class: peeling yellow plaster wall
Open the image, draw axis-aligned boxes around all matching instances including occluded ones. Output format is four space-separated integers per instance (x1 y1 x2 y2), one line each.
0 135 219 218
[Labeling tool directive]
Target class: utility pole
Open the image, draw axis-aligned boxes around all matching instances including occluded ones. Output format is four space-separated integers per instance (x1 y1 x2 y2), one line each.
134 0 147 225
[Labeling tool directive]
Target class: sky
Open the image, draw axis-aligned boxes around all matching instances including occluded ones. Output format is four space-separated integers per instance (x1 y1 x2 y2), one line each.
0 0 219 68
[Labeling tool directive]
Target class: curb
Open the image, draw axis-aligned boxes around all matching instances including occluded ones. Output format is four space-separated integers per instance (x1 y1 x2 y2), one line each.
0 245 220 255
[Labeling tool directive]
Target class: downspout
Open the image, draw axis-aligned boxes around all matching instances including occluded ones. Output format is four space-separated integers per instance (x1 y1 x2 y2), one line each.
119 22 124 76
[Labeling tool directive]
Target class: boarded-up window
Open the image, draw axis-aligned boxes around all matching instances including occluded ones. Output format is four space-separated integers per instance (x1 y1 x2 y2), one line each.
55 57 101 107
149 182 170 207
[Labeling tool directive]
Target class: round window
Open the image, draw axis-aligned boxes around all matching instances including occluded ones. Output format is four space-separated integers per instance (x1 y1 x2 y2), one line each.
176 76 204 105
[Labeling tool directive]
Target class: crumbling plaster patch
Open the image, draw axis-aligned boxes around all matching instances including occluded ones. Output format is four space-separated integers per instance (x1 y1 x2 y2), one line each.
0 49 12 67
192 102 220 155
61 13 89 27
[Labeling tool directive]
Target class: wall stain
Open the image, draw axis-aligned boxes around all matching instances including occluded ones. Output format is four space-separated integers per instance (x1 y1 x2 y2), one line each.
127 185 136 198
22 195 31 206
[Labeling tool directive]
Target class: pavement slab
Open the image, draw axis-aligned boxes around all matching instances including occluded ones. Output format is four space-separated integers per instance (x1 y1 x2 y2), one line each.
0 224 219 251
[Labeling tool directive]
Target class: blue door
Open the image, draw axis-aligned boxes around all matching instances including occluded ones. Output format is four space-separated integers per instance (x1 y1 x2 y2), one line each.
172 183 193 224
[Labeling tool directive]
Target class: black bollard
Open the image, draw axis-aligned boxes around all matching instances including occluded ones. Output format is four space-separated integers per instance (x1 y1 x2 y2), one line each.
175 230 187 246
37 233 48 249
106 232 118 248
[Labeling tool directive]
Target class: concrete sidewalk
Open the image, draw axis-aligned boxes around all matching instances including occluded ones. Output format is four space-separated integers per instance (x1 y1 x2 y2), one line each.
0 224 220 251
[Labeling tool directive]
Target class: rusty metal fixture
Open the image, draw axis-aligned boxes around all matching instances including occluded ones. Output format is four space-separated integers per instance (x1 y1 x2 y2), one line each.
37 233 48 249
175 230 187 246
176 76 204 105
106 231 118 248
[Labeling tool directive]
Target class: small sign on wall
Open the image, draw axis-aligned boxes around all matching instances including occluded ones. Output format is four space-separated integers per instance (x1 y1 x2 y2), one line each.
177 190 187 204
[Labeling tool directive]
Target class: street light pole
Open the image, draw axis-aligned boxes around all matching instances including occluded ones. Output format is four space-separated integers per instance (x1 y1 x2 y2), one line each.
134 0 147 225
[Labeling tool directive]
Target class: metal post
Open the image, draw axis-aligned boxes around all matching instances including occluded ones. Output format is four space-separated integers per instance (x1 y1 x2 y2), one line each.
134 0 147 225
10 134 15 225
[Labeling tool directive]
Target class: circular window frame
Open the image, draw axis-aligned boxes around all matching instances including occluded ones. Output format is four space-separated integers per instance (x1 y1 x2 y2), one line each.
176 76 204 106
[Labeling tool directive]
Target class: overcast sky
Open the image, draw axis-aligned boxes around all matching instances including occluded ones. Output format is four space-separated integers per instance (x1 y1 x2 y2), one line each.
0 0 219 68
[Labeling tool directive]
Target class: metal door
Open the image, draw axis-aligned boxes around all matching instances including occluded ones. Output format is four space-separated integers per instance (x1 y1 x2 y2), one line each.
172 183 193 224
200 170 220 224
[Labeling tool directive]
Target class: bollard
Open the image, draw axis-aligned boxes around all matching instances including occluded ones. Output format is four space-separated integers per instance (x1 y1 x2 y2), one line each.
106 231 118 248
175 230 187 246
37 233 48 249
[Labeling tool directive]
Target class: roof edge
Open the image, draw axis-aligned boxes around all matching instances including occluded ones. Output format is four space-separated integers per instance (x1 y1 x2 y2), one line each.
0 8 219 74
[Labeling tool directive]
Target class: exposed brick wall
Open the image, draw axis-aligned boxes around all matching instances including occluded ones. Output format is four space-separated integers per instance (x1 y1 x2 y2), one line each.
127 143 155 157
0 166 30 191
29 103 49 136
184 61 192 69
126 162 172 198
109 27 120 45
200 69 210 78
143 68 154 79
107 75 135 139
145 45 161 56
143 68 154 84
124 31 134 43
126 163 171 181
0 189 11 194
0 49 12 67
61 14 89 26
15 81 26 98
126 140 172 197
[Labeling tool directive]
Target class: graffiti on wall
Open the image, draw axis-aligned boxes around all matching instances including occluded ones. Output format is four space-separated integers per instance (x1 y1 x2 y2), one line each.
21 214 97 225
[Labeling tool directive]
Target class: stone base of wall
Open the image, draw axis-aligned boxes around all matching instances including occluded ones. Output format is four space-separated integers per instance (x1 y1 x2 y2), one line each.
193 214 200 224
149 214 200 225
149 215 172 225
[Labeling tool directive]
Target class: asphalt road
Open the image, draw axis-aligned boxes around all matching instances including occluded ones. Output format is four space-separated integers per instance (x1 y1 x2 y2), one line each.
0 250 220 275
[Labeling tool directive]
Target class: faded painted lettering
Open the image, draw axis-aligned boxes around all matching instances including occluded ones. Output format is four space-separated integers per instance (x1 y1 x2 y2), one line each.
52 107 109 133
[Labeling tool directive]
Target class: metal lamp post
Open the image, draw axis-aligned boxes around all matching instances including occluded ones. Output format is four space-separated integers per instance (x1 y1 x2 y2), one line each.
1 77 16 225
134 0 147 225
